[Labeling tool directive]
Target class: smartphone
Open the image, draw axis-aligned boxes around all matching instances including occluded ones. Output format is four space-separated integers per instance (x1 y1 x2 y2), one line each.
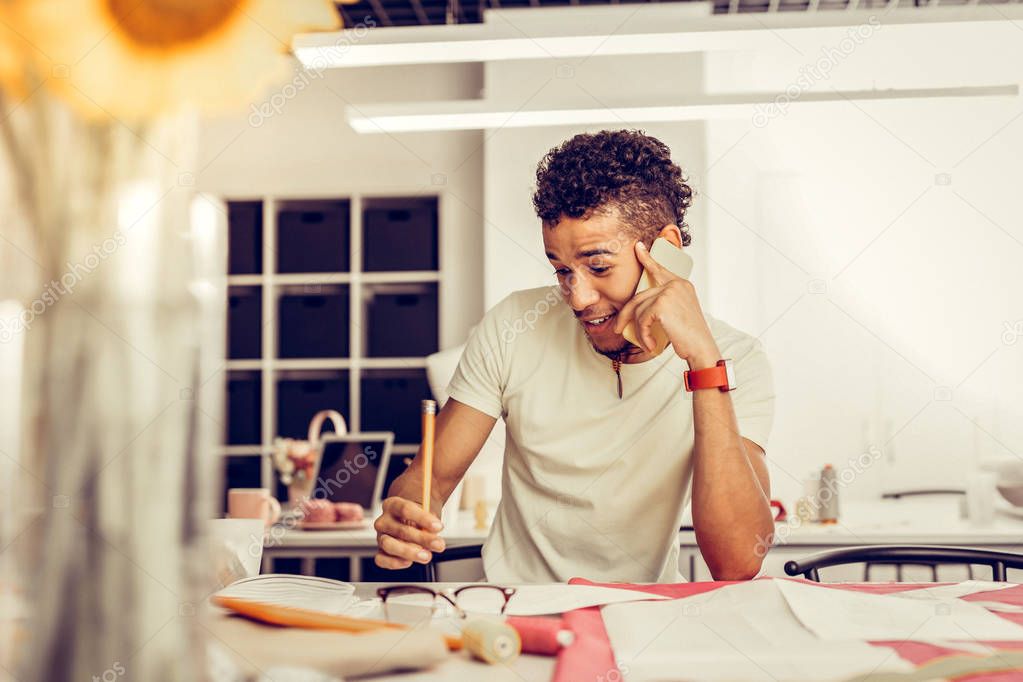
621 237 694 351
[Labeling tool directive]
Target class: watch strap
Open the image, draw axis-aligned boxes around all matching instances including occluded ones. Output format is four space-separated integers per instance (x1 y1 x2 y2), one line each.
683 359 734 392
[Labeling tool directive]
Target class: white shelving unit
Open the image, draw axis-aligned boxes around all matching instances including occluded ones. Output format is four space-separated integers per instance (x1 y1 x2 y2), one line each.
222 194 442 503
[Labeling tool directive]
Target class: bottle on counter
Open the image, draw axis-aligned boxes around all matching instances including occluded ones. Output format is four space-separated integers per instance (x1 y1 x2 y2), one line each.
795 471 820 523
819 464 840 524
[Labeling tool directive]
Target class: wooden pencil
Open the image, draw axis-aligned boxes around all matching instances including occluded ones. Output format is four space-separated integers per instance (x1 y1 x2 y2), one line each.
421 400 437 516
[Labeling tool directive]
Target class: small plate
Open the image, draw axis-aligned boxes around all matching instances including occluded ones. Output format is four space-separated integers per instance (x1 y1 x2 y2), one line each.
297 520 369 531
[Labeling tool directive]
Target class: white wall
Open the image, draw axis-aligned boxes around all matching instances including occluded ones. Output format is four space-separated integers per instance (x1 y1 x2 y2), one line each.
197 61 487 349
702 15 1023 506
483 53 710 307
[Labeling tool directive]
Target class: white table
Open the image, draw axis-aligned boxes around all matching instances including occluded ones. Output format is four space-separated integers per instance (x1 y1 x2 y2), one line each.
261 513 489 580
265 498 1023 581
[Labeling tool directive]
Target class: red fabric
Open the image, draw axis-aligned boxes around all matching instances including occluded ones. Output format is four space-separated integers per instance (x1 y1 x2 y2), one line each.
507 616 570 656
553 607 619 682
553 578 1023 682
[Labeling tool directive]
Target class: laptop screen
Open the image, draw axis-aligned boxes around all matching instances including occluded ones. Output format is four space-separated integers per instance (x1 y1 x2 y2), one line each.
314 434 393 510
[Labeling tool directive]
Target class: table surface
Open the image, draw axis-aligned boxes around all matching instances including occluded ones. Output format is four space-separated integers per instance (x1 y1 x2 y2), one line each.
212 582 555 681
214 579 1023 681
266 497 1023 550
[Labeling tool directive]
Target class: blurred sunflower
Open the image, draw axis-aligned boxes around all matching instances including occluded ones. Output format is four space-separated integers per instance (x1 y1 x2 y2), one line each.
0 5 26 98
2 0 340 120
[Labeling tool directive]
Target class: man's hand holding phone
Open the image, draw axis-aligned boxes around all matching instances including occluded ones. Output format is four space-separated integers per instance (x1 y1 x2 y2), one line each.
373 496 446 569
613 240 721 368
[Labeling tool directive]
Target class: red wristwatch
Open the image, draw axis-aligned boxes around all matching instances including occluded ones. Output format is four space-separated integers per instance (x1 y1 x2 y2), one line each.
683 359 736 392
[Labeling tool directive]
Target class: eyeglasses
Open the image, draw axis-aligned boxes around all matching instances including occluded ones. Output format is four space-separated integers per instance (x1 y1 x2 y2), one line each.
377 584 516 621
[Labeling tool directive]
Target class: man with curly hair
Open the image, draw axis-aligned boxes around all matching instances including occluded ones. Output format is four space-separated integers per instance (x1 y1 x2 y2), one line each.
374 130 775 583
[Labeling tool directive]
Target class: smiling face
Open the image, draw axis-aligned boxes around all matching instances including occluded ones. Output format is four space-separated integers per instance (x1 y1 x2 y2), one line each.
533 130 693 360
544 207 668 358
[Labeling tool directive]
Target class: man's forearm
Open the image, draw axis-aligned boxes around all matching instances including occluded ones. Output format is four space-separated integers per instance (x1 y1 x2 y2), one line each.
387 445 455 513
689 356 774 580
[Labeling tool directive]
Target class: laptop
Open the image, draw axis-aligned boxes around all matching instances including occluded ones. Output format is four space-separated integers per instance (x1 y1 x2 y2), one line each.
314 432 394 516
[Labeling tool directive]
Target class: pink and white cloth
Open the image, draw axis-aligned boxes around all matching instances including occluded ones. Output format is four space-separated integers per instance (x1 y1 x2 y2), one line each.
554 578 1023 682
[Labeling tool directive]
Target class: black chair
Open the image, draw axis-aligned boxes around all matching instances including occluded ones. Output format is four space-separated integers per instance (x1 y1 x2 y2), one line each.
784 545 1023 582
424 543 484 582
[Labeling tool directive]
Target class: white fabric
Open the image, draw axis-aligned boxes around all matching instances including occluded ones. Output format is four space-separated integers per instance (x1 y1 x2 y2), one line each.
446 286 775 583
601 580 914 682
776 578 1023 641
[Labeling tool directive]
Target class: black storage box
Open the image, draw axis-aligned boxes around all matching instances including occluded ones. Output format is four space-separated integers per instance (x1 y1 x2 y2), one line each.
365 286 437 358
277 201 349 273
360 370 431 443
279 289 349 358
363 200 438 271
227 286 262 359
226 373 261 445
277 373 350 440
227 201 263 275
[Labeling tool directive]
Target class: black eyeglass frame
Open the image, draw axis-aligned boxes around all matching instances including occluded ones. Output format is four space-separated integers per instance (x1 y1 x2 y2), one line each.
377 584 517 619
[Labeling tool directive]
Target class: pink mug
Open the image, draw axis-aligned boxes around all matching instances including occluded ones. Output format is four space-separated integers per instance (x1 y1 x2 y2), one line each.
228 488 282 527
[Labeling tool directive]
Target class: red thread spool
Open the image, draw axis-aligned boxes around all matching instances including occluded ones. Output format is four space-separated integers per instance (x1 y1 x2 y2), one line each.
506 616 575 656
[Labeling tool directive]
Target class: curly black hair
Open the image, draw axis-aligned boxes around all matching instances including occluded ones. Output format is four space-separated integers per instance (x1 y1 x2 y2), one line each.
532 129 693 246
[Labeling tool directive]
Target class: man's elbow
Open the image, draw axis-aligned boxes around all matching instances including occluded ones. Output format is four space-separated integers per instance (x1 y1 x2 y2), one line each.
708 554 764 581
707 539 769 580
698 514 774 580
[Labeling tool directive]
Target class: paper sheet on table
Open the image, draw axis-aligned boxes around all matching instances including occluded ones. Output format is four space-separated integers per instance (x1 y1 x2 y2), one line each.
602 580 913 682
887 580 1023 614
388 584 669 616
889 580 1014 602
776 578 1023 641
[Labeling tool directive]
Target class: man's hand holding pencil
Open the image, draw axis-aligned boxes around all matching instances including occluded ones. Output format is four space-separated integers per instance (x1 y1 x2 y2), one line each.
374 399 446 570
373 496 446 569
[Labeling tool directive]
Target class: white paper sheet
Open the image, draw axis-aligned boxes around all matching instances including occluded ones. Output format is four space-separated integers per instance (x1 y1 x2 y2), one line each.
776 578 1023 641
602 580 913 682
888 580 1014 602
387 584 670 616
886 581 1023 614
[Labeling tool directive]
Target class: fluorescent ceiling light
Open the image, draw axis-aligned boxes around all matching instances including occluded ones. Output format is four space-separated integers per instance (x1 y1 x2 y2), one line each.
347 85 1018 133
294 32 780 68
294 5 1023 69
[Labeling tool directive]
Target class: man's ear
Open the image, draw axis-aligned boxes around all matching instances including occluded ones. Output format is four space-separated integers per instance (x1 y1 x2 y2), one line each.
655 224 684 248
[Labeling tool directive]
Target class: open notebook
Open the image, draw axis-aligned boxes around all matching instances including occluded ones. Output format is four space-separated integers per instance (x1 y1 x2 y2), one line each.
211 574 484 648
215 574 361 614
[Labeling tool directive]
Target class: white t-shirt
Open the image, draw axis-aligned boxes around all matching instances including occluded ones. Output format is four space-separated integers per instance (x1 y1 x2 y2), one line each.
446 286 775 583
